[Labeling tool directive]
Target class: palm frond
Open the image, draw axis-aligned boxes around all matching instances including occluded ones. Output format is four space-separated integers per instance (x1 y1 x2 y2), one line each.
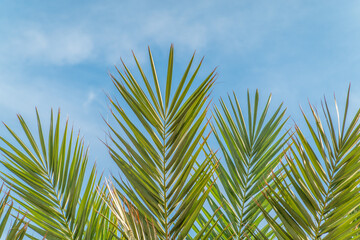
262 86 360 239
0 109 116 239
203 90 287 239
106 45 217 239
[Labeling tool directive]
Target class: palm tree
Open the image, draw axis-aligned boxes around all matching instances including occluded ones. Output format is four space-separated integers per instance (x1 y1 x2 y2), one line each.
105 45 219 239
261 87 360 239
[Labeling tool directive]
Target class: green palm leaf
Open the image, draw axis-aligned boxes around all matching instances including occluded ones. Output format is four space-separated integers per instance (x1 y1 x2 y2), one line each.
106 45 217 239
262 87 360 239
0 109 116 239
201 90 287 239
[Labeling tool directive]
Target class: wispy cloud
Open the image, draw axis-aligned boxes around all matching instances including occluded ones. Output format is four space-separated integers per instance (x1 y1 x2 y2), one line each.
1 0 360 171
0 0 305 66
0 27 93 65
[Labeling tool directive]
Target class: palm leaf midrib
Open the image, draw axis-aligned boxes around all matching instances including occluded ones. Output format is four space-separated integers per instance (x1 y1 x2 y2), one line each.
35 129 78 240
236 140 265 237
161 109 191 239
313 140 355 239
45 171 75 240
161 116 169 239
238 154 252 236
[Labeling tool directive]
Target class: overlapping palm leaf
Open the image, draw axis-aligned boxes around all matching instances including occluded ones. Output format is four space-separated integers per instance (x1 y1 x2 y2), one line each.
0 110 116 239
198 90 288 239
261 88 360 239
106 45 218 239
101 179 157 240
0 184 28 240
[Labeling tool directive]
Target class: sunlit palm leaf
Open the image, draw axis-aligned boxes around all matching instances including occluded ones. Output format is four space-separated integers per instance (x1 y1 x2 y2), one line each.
0 109 116 239
100 179 157 240
106 45 217 239
262 87 360 239
201 90 287 239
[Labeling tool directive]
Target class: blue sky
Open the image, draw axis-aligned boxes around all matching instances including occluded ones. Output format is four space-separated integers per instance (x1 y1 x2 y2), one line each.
1 0 360 172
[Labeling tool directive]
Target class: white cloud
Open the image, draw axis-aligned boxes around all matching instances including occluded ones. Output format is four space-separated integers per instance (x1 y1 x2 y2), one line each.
1 27 94 65
0 0 307 67
83 91 97 108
